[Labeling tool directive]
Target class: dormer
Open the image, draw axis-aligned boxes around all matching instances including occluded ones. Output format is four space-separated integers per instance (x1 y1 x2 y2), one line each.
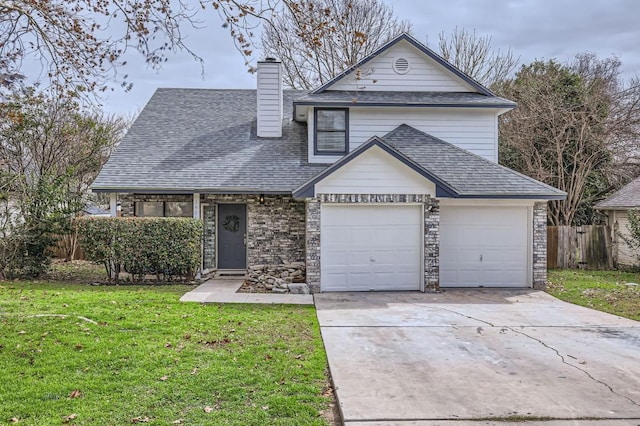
293 33 516 164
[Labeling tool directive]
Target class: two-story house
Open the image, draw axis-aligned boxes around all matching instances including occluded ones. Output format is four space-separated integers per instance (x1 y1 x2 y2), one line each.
93 33 565 292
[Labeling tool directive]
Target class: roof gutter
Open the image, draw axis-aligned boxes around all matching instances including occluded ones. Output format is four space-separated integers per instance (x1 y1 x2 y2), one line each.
92 187 293 195
293 101 517 109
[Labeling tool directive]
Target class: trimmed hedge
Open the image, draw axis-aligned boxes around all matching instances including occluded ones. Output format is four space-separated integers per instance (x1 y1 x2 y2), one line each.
76 217 203 282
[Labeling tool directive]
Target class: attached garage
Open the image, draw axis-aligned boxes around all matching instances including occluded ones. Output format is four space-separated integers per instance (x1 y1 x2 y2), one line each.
321 204 422 292
439 205 530 288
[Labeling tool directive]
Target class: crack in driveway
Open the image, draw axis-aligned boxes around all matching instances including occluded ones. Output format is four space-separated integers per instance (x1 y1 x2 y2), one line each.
388 296 640 409
504 325 640 408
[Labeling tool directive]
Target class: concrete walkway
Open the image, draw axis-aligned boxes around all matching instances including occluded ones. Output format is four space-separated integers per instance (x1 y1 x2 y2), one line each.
180 278 314 305
315 289 640 424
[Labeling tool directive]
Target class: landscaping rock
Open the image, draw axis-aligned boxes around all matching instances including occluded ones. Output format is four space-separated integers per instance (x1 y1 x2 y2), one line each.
272 287 288 294
245 262 307 293
288 283 310 294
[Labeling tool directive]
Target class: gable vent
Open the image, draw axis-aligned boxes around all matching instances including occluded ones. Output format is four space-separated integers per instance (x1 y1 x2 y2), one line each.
393 57 410 74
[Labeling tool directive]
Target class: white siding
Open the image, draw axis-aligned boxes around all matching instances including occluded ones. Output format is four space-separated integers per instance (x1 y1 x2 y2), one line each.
308 107 499 163
257 60 283 137
349 107 498 162
316 146 436 195
611 210 637 267
326 40 474 92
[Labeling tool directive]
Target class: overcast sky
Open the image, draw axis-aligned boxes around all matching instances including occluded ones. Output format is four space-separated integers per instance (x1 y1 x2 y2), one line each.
99 0 640 117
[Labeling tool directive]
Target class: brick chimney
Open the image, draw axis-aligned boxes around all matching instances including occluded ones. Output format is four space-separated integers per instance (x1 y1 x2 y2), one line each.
256 58 283 138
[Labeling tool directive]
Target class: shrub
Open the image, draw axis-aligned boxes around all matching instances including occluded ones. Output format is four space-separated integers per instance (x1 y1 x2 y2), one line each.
76 217 203 282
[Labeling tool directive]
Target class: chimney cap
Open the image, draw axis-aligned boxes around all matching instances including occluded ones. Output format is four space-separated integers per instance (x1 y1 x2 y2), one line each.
259 57 280 64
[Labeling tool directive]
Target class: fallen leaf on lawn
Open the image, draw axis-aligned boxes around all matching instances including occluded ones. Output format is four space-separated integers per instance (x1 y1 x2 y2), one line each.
62 303 69 307
264 354 272 360
262 406 269 410
130 416 150 423
172 420 184 425
165 342 172 348
9 417 19 423
160 376 168 381
41 331 49 337
295 354 302 359
69 390 82 399
203 406 214 413
74 344 83 351
190 368 198 375
62 413 77 423
17 331 26 335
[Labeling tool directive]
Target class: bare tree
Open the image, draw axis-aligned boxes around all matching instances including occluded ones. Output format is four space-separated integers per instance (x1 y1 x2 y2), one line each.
497 55 640 226
0 1 324 96
261 0 411 89
436 27 519 88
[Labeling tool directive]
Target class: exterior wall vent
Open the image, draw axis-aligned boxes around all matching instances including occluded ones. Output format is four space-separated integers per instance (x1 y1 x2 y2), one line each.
393 57 410 74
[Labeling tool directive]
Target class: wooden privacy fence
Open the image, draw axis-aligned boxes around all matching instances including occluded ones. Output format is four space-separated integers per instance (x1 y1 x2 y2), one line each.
48 234 86 261
547 225 612 269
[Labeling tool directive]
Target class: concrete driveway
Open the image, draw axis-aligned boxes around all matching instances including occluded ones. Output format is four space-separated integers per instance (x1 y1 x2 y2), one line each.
314 289 640 425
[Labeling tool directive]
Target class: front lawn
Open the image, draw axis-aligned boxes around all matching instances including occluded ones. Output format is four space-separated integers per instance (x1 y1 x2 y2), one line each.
0 281 332 425
547 269 640 321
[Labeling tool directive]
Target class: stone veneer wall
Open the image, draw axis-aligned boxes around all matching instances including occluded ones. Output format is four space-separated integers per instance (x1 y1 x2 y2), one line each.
305 199 321 293
201 194 306 269
533 201 548 289
117 193 306 271
306 193 439 293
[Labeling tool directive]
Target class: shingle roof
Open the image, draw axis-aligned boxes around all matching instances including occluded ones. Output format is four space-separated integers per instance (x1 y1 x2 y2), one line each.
94 89 563 200
93 89 327 193
381 125 566 198
293 125 565 199
595 176 640 209
293 91 516 108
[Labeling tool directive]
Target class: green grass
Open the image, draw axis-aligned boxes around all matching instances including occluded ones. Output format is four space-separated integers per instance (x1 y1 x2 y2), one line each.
547 269 640 321
0 281 331 425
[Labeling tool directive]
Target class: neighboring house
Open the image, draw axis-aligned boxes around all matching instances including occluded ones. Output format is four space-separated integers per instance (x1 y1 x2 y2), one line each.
595 177 640 267
93 33 565 292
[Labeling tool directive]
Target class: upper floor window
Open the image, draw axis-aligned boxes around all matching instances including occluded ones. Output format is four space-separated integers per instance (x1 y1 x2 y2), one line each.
315 108 348 155
135 201 193 217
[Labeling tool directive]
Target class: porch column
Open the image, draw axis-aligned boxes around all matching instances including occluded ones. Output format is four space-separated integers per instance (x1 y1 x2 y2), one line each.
109 193 117 217
193 193 201 219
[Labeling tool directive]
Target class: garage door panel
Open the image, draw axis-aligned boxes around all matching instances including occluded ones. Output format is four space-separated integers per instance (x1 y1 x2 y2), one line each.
321 205 422 292
323 228 348 246
440 206 529 288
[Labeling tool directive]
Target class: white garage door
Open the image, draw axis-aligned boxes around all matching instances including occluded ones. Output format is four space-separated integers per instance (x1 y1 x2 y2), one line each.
440 206 529 288
321 205 422 292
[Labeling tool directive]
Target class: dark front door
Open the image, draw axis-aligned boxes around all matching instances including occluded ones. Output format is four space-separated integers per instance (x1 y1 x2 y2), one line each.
217 204 247 269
